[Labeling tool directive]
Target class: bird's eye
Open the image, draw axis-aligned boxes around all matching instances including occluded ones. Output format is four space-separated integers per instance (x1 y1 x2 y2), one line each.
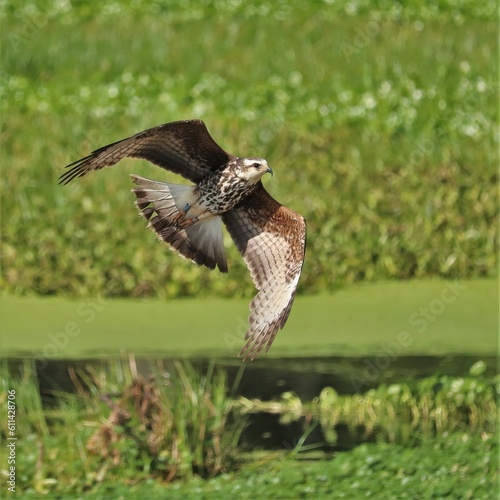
252 162 260 168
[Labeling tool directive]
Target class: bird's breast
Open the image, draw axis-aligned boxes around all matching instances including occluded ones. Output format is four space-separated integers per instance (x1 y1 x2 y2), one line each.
196 173 256 214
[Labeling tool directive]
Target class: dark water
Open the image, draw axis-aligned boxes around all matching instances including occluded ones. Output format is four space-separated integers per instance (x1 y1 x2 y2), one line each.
6 354 497 451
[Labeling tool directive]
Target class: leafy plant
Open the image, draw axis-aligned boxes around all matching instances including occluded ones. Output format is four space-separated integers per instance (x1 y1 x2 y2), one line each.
1 0 498 298
0 358 246 495
315 366 498 445
237 362 498 446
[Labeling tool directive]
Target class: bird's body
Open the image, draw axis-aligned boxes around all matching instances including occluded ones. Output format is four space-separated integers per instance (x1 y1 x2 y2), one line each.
61 120 306 360
179 157 271 223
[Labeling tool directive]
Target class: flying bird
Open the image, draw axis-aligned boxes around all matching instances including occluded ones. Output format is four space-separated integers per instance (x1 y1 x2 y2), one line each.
60 119 306 360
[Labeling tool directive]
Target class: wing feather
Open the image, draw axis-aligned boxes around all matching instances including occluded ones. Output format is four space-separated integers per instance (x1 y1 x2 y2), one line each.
222 184 306 360
59 119 232 185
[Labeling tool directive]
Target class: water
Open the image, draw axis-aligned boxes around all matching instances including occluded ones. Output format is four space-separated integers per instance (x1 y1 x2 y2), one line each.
6 354 497 451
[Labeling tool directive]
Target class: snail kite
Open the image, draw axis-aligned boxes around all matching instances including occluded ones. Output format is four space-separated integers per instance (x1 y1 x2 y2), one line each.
60 120 306 360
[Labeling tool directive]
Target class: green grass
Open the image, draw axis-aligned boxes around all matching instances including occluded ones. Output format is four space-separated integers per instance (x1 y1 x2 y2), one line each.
1 0 498 298
0 359 247 495
1 280 497 359
7 434 498 498
1 358 497 498
138 433 499 499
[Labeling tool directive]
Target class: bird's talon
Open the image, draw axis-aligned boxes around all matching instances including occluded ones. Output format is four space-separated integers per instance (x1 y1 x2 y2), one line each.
172 210 187 224
177 216 198 228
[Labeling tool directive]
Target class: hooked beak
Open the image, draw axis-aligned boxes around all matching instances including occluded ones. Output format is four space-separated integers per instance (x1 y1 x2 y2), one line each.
266 166 274 177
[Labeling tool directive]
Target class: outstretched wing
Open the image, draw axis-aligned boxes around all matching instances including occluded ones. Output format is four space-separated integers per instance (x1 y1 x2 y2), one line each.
59 119 232 185
222 184 306 360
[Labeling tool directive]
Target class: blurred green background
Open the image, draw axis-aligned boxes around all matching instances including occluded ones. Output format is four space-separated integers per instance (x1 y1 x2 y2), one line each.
0 2 498 498
1 0 497 300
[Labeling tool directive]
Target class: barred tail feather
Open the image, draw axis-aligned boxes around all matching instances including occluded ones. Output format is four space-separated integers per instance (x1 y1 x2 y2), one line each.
131 174 227 272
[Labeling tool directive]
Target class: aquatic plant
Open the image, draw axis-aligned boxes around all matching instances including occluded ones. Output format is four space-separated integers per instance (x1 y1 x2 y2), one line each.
0 358 246 493
237 362 498 446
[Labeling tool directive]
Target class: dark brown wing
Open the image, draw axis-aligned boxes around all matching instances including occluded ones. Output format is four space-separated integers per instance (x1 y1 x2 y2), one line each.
59 119 232 185
222 183 306 360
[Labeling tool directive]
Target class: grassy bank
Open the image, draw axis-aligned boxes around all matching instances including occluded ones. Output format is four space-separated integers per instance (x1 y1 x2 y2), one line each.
4 434 497 499
137 433 499 499
0 358 497 498
1 1 498 298
1 280 497 358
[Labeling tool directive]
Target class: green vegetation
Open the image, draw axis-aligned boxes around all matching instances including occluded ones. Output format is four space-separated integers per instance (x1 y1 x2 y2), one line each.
1 359 497 498
1 0 497 298
4 434 497 498
315 369 498 445
1 2 498 498
0 359 246 495
158 433 498 499
240 361 498 445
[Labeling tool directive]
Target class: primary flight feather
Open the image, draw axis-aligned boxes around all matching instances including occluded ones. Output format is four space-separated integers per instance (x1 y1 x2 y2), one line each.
60 119 306 360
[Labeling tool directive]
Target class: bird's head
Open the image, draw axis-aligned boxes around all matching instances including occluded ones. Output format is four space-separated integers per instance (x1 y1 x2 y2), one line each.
234 158 273 184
